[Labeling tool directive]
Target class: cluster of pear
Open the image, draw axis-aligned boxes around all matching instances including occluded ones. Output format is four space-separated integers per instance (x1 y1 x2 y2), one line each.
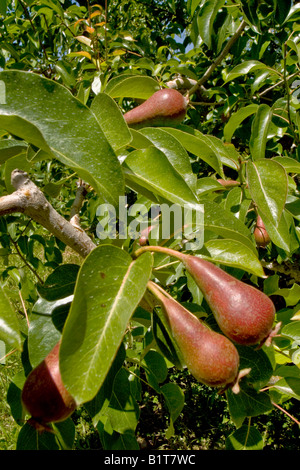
142 247 277 394
20 88 275 428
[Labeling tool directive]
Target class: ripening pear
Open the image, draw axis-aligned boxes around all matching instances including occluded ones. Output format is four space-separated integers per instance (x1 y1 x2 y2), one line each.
181 255 276 346
21 340 77 427
254 215 271 248
150 284 240 389
123 88 188 129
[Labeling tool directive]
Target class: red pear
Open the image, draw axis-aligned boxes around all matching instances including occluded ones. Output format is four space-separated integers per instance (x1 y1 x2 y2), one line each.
21 340 77 426
149 282 240 390
181 256 275 346
254 215 271 248
123 88 188 129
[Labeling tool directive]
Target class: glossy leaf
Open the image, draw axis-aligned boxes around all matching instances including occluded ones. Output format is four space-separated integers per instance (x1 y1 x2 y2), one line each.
249 104 273 160
223 104 259 142
59 245 153 404
123 146 199 207
202 200 255 252
197 0 225 49
246 159 288 226
240 0 261 32
204 238 264 277
273 156 300 174
259 210 291 252
224 61 279 83
90 92 132 151
104 74 160 99
139 127 197 192
281 321 300 345
0 70 124 207
164 127 226 175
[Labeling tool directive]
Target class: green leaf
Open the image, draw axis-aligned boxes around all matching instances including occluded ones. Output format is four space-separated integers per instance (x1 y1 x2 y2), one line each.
0 70 124 207
227 386 273 427
28 314 61 368
260 210 291 252
36 264 79 301
162 127 223 175
224 61 279 84
237 345 274 391
0 139 27 164
123 146 199 207
223 104 259 142
273 156 300 174
226 425 264 450
0 285 22 350
275 0 292 24
273 377 300 400
281 321 300 345
139 127 197 193
161 382 185 438
84 343 126 424
249 104 273 160
142 349 168 391
16 422 60 450
104 75 160 99
90 93 132 151
197 0 225 49
246 159 288 226
60 245 153 404
204 239 264 277
202 200 255 252
240 0 261 33
103 367 140 434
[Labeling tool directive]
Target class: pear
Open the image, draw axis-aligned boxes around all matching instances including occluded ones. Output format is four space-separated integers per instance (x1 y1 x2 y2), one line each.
148 282 240 390
21 340 77 427
134 245 277 345
181 255 275 346
123 88 188 129
254 215 271 248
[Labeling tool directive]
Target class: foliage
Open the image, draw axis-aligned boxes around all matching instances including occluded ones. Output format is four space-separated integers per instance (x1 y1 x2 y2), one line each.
0 0 300 450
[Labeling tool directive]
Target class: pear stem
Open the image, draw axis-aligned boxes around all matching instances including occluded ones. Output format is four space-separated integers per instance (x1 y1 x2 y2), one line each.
134 245 187 263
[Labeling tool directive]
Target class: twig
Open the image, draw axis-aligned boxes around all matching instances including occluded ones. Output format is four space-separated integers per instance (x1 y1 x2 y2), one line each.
262 260 300 283
0 170 96 258
19 290 30 329
69 180 89 230
271 401 300 426
0 348 18 363
188 19 247 96
10 237 44 285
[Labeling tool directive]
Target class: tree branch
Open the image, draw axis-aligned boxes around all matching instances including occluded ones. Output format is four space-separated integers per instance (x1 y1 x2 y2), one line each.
70 179 89 229
0 169 96 258
188 19 247 96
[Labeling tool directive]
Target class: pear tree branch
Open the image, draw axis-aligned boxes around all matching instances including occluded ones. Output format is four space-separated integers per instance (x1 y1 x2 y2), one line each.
0 169 96 258
69 179 89 229
188 19 247 97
